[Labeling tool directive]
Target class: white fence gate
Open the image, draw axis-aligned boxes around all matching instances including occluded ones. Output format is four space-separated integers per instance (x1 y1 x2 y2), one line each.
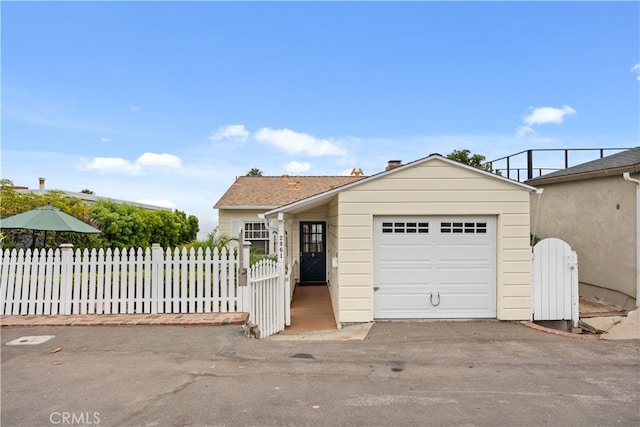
531 238 579 327
237 240 287 339
248 259 284 338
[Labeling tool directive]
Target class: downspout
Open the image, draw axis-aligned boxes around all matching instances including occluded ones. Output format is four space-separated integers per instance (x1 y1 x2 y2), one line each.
623 173 640 307
531 187 544 322
532 188 544 245
257 213 278 256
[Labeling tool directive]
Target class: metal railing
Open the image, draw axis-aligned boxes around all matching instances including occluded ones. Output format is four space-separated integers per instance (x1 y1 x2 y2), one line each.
486 148 632 181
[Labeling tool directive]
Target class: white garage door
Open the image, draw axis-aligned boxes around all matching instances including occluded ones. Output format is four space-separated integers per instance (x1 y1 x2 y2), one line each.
373 216 496 319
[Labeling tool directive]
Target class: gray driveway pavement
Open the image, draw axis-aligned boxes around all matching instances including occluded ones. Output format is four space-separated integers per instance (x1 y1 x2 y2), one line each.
2 321 639 427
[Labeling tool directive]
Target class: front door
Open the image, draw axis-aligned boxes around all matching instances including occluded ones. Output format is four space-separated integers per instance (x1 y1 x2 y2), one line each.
300 221 326 283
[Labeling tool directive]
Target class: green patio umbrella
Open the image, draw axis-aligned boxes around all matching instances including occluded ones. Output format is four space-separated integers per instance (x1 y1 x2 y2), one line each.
0 204 101 248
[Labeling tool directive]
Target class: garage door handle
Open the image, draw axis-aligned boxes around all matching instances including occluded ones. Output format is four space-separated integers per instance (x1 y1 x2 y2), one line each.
430 291 440 306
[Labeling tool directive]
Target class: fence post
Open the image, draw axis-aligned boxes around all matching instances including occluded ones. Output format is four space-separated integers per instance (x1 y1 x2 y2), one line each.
239 240 251 313
151 243 162 314
59 244 74 315
277 214 286 331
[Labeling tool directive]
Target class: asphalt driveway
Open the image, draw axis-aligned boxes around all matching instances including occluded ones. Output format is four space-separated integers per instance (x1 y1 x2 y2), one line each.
2 321 639 427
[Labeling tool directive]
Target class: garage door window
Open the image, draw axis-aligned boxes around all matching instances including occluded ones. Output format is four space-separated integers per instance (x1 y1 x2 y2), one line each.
382 221 429 234
440 222 487 234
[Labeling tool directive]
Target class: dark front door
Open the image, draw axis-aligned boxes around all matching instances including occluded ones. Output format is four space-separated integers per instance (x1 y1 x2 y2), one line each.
300 221 326 284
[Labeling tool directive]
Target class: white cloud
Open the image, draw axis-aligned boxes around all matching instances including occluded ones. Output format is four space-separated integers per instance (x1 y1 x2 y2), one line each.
81 152 182 175
136 199 176 209
254 127 347 156
209 124 249 142
136 152 182 168
516 105 576 137
515 125 536 137
284 160 312 173
631 64 640 81
100 137 110 143
82 157 142 175
129 104 141 112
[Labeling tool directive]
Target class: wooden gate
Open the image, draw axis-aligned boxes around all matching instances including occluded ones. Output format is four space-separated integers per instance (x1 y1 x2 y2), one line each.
531 238 579 327
248 259 284 338
239 234 287 339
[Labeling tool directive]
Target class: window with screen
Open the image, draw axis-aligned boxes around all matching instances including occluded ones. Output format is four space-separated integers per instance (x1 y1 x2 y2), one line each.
244 222 270 254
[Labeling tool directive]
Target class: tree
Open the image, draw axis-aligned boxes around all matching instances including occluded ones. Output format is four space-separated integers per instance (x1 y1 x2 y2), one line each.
0 183 200 249
246 168 264 176
184 228 236 252
0 184 101 249
89 201 199 249
446 149 498 174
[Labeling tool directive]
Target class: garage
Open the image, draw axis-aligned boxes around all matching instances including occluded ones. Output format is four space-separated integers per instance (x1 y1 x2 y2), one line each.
373 215 496 319
264 153 535 325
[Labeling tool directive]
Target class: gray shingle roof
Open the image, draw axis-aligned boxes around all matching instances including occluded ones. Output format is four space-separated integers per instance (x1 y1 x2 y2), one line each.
526 147 640 184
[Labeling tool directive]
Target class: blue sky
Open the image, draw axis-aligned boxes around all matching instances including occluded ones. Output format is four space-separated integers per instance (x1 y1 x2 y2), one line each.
2 1 639 238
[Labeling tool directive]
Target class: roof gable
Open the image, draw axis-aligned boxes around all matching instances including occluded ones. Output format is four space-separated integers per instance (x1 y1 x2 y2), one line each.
264 153 536 216
526 147 640 185
214 175 363 209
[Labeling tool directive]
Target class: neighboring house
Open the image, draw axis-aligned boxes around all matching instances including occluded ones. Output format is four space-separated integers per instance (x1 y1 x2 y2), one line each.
216 154 536 327
16 178 171 212
526 147 640 310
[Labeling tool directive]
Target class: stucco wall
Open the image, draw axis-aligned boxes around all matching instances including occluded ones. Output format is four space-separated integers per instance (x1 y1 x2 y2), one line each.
530 175 637 308
336 158 532 323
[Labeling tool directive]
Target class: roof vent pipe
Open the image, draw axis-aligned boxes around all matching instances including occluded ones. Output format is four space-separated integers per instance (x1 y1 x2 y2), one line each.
386 160 402 171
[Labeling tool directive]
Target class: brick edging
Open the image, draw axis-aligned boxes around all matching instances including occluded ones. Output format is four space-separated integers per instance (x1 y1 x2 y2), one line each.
520 321 600 340
0 313 249 327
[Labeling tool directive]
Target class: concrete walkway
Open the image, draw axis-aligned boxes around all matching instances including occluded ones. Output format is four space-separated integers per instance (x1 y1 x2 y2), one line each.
580 308 640 340
282 285 337 333
0 312 249 327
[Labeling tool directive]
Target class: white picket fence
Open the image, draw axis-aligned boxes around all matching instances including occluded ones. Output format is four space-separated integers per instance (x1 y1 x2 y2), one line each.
1 241 288 338
0 244 245 316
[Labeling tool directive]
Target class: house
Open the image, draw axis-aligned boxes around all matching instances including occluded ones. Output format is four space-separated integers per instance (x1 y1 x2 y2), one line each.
526 147 640 310
16 178 171 212
215 154 536 327
215 175 364 254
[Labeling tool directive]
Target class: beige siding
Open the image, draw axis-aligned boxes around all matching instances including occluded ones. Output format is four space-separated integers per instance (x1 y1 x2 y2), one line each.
530 176 637 308
336 158 532 322
217 209 265 237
